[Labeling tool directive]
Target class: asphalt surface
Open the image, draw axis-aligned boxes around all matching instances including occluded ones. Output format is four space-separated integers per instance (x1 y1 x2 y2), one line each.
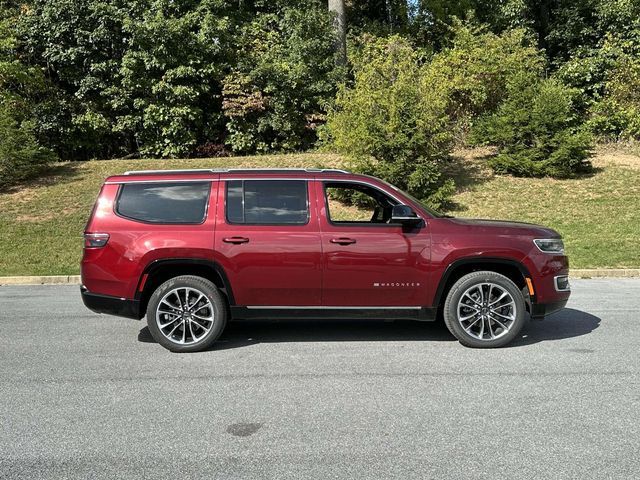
1 279 639 479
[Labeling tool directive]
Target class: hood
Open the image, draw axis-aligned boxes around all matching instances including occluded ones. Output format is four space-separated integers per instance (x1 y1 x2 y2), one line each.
446 218 560 238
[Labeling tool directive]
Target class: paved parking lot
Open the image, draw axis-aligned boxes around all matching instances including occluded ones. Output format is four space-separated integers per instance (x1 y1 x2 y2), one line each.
1 279 639 479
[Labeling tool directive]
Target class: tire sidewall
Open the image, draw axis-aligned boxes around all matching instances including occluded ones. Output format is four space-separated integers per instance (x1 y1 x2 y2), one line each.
146 276 227 352
444 271 526 348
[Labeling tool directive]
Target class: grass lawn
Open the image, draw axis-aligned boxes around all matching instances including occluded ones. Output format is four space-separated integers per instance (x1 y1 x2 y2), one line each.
0 148 638 275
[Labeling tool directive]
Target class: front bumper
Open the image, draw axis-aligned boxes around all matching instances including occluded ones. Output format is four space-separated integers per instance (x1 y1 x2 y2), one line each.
81 286 141 320
530 299 568 320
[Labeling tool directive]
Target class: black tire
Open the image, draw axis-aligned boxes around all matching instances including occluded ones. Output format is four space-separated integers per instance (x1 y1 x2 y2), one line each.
443 271 526 348
146 275 227 352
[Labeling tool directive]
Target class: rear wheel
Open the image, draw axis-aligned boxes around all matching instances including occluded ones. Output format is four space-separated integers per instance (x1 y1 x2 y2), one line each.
443 271 526 348
146 275 227 352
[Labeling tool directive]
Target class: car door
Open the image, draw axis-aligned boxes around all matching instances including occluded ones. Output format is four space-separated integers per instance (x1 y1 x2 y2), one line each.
214 176 322 306
316 179 431 307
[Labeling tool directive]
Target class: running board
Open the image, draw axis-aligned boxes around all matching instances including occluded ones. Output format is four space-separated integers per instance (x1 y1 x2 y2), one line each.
230 306 436 321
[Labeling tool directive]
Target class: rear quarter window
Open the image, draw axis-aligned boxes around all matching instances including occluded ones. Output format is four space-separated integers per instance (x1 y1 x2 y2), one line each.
116 182 210 224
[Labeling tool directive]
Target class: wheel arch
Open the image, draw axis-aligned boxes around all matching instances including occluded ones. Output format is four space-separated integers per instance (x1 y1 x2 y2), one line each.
135 258 234 315
433 257 533 310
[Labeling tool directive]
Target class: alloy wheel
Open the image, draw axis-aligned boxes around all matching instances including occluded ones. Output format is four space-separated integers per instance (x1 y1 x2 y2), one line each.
155 287 215 345
456 282 516 341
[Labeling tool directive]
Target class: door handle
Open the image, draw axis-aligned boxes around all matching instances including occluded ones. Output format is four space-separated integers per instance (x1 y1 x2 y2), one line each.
330 237 356 245
222 236 250 244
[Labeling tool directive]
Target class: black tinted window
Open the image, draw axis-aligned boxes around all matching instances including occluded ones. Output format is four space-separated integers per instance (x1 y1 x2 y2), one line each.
226 180 308 224
116 182 210 224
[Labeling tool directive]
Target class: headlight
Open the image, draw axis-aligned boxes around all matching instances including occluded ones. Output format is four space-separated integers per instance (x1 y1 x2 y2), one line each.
533 238 564 254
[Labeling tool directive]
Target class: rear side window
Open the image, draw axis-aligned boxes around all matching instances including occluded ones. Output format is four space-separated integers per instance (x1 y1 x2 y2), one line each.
116 182 210 224
226 180 308 225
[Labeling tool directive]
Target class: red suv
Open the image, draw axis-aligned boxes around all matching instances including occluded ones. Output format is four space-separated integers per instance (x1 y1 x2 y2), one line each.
81 168 570 351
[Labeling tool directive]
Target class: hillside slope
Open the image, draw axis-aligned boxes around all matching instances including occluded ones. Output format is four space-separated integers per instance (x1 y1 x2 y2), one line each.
0 149 638 275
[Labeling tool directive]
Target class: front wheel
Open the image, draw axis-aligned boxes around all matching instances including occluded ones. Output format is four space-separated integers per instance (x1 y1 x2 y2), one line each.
443 271 526 348
146 275 227 352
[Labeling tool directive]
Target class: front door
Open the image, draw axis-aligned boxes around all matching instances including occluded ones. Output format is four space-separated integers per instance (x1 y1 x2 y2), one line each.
316 180 431 307
214 177 322 306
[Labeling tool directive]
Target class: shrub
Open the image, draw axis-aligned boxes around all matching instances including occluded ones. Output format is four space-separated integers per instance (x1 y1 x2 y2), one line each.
0 106 56 187
323 35 454 209
472 76 593 177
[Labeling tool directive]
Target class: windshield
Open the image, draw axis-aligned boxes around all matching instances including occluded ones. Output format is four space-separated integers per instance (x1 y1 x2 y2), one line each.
379 179 449 218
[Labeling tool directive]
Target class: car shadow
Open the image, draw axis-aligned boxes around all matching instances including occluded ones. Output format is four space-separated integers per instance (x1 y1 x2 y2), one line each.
508 308 601 348
137 319 456 349
137 308 600 350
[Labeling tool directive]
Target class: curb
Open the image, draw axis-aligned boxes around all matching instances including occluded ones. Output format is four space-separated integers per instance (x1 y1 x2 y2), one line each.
570 269 640 278
0 275 81 286
1 270 639 286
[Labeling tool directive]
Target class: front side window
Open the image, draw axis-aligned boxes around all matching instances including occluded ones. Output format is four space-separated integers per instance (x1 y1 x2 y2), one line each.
116 182 210 224
226 180 308 225
324 182 398 224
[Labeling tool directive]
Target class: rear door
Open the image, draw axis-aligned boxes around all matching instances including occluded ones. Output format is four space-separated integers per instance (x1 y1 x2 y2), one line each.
213 176 322 306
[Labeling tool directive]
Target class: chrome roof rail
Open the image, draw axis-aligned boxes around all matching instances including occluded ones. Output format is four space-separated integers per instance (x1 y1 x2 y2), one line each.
123 168 350 175
123 169 216 175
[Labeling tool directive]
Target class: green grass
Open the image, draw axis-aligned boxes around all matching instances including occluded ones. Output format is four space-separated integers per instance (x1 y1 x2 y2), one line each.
0 148 638 275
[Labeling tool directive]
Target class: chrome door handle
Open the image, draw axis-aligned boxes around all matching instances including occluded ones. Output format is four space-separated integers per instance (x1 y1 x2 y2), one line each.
330 237 356 245
222 236 250 244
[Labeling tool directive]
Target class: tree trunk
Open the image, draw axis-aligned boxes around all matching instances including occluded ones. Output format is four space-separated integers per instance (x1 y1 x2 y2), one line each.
328 0 347 65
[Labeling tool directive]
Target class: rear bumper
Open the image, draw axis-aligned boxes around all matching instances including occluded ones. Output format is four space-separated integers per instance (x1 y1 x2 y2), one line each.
530 299 568 320
81 286 141 320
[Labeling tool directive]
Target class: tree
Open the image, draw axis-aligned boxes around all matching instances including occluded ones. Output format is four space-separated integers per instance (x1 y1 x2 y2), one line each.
328 0 346 65
324 35 455 208
472 76 593 177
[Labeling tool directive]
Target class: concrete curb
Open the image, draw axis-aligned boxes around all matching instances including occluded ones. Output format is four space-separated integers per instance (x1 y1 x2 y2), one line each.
570 269 640 278
1 269 639 286
0 275 81 286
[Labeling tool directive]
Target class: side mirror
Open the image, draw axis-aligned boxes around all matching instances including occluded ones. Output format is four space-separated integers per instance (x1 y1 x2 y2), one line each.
391 205 422 226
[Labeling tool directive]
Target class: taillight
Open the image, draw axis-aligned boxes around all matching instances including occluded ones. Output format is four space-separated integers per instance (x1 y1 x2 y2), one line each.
84 233 110 248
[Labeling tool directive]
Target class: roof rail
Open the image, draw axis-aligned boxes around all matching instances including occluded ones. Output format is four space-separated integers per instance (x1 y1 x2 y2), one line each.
123 167 350 175
123 169 214 175
225 168 350 174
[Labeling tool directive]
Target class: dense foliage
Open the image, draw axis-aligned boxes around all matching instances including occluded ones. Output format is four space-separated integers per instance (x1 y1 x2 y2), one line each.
0 0 639 192
11 0 338 161
222 7 341 153
0 2 55 185
423 21 544 137
324 23 561 205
